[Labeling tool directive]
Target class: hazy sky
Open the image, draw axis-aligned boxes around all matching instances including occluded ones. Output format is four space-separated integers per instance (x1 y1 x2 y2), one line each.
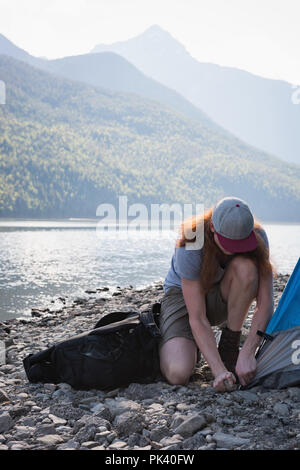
0 0 299 84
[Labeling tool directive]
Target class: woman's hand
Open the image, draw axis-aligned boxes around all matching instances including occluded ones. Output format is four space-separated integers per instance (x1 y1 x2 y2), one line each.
235 351 257 387
213 370 236 392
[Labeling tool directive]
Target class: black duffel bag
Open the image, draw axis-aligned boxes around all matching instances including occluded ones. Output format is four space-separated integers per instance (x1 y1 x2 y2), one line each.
23 302 161 391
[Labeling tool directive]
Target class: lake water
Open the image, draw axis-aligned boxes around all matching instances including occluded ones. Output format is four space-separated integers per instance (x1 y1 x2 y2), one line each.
0 220 299 321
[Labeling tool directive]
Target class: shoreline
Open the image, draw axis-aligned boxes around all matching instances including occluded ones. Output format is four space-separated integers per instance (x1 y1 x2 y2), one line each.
0 273 299 450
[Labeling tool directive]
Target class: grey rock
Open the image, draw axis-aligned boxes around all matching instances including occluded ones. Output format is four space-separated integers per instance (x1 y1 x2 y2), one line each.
36 434 64 447
32 406 42 412
104 398 143 418
79 396 99 405
73 415 111 434
150 425 170 442
94 431 111 445
49 404 84 421
14 425 35 440
170 413 187 430
199 442 216 450
0 365 15 374
176 403 190 412
273 403 290 417
57 383 73 393
109 440 128 450
213 432 251 449
160 434 183 447
0 412 13 433
90 403 112 421
57 440 80 450
48 414 67 425
181 431 206 450
222 417 235 425
216 396 232 407
35 424 57 436
113 411 144 437
8 405 29 419
10 442 31 450
288 387 300 401
0 389 10 404
52 390 67 400
44 384 57 393
75 424 97 444
147 403 164 414
127 433 142 447
123 383 163 400
55 425 72 435
81 440 99 449
23 401 37 408
21 417 36 427
106 431 118 444
232 390 259 404
174 414 207 438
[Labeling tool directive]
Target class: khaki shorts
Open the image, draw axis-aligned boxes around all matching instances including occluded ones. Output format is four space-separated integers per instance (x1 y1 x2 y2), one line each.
159 283 228 349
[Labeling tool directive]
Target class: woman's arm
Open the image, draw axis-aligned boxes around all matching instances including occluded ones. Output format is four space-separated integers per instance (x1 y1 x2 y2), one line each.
181 277 236 392
235 271 274 386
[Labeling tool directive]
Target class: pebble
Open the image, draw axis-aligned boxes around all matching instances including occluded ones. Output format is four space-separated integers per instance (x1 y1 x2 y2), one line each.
273 403 290 417
0 412 13 433
108 440 128 450
213 432 251 449
36 435 65 446
0 389 10 404
173 414 207 437
81 441 99 449
57 440 80 450
48 414 67 425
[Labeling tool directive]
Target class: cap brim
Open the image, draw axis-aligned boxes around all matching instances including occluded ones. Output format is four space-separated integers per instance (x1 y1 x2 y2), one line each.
216 230 257 253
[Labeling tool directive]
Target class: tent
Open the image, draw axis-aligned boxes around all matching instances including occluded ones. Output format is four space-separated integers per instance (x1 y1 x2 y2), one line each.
246 258 300 389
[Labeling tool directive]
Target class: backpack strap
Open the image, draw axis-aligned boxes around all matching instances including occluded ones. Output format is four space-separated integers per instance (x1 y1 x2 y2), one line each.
140 303 161 338
94 310 139 329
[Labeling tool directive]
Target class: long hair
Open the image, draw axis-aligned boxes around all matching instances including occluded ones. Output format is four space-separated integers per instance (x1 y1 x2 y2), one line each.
176 208 275 294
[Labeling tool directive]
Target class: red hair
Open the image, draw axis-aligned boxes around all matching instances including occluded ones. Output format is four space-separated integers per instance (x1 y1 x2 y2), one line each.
176 208 276 293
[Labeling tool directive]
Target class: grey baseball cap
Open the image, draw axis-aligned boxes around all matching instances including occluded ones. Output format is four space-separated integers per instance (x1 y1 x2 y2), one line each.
212 197 257 253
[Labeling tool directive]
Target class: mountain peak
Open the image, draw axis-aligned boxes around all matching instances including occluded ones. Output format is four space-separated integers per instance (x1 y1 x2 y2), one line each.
142 24 172 37
0 32 35 63
91 25 188 58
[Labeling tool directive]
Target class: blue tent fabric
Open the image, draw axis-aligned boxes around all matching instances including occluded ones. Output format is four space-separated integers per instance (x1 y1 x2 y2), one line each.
266 258 300 334
245 258 300 389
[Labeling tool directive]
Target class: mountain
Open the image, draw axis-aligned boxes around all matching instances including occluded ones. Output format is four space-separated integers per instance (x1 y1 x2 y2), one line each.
0 33 222 133
92 25 300 165
0 55 299 221
0 33 42 67
40 52 216 130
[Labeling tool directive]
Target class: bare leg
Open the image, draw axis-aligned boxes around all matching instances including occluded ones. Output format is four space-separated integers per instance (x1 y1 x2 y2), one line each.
159 337 198 385
220 256 259 331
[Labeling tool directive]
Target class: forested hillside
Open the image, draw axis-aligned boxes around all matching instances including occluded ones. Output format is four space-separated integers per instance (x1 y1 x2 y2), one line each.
0 55 299 221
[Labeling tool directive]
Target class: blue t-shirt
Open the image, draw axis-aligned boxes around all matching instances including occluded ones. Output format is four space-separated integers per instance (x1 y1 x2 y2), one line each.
163 227 269 293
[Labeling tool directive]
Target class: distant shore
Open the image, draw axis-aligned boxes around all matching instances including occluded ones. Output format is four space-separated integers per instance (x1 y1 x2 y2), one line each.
0 273 299 451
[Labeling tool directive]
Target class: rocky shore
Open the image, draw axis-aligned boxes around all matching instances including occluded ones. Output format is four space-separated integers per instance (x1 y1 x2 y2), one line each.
0 273 299 451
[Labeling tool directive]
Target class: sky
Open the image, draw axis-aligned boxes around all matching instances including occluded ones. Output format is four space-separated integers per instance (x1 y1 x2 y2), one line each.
0 0 299 85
